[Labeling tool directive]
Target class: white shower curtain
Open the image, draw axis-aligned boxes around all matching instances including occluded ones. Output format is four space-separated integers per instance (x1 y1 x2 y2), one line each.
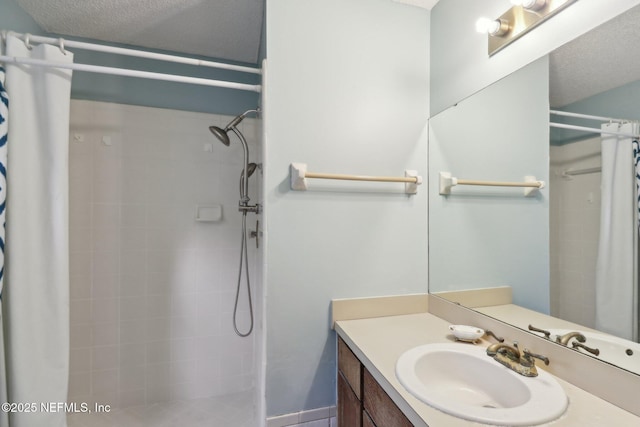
0 61 9 427
1 34 73 427
595 122 639 341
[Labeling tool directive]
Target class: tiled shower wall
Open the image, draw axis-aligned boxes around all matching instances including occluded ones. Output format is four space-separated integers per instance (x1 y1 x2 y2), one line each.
68 100 261 408
549 138 601 328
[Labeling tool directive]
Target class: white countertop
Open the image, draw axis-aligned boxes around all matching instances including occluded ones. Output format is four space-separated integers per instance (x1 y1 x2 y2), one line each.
335 312 639 426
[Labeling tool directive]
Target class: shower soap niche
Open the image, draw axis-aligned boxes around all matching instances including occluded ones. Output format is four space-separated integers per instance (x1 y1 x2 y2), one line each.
195 204 222 222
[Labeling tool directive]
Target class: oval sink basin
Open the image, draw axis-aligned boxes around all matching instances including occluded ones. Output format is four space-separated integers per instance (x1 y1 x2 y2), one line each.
396 343 568 426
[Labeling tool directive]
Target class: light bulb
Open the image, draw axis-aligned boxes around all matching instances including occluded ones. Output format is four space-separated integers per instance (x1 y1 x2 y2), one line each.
519 0 547 10
475 17 493 34
488 18 510 36
476 17 510 36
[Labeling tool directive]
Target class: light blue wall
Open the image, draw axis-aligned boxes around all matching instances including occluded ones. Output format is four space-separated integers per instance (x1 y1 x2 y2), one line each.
0 0 260 115
552 79 640 145
265 0 429 417
429 57 550 314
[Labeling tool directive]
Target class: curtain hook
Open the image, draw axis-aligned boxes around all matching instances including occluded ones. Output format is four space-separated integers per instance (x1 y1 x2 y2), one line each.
58 38 67 55
24 33 33 50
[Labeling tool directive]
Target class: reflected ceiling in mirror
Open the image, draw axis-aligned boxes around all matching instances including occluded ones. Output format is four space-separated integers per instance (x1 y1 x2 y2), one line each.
550 5 640 108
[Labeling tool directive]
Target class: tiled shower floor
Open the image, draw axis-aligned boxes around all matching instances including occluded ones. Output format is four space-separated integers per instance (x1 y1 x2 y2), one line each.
67 390 256 427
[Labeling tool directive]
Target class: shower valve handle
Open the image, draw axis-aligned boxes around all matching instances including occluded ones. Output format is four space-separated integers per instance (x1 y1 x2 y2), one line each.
250 220 260 249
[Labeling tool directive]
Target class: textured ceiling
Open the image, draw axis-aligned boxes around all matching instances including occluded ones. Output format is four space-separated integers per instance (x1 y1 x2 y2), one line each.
549 5 640 107
15 0 265 64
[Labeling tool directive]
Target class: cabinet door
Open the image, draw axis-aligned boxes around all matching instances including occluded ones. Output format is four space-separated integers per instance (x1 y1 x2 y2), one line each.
363 410 376 427
363 368 413 427
338 372 362 427
338 337 362 398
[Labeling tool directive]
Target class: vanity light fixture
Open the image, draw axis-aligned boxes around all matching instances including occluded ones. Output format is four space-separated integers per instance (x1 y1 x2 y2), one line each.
486 0 577 56
511 0 548 11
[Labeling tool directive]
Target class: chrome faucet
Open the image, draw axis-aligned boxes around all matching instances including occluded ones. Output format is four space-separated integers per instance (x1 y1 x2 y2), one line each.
486 342 549 377
556 331 586 346
487 342 520 360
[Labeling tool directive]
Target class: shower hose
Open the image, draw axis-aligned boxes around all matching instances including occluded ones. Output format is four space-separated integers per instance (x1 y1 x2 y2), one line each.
234 211 254 337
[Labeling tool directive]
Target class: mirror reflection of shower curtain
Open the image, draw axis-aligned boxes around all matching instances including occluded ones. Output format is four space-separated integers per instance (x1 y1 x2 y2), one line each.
0 62 8 427
595 122 639 342
1 34 73 427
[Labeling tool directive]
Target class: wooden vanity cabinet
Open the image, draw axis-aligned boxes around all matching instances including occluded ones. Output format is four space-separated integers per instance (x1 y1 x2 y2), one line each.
338 336 362 427
338 370 361 427
363 369 413 427
363 411 376 427
337 337 414 427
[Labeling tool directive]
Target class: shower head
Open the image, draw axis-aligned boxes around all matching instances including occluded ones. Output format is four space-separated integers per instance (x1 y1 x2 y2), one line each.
209 126 231 146
208 108 259 147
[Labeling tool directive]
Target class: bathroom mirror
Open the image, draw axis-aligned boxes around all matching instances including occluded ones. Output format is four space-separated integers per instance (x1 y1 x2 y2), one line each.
429 5 640 375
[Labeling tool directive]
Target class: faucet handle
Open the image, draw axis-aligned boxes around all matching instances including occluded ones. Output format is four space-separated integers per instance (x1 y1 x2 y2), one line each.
484 330 504 343
528 324 551 339
522 349 550 366
572 341 600 356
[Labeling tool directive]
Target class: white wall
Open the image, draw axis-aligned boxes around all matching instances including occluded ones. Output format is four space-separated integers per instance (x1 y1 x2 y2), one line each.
264 0 429 417
68 101 261 408
428 57 550 314
550 139 601 327
431 0 640 115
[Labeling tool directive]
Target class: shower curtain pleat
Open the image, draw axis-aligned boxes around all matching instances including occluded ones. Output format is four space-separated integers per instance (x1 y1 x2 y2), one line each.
595 122 639 341
632 137 640 342
0 62 9 427
1 34 73 427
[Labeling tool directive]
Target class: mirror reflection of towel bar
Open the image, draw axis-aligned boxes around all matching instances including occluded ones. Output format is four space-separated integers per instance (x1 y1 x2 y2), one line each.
560 166 601 179
439 171 544 197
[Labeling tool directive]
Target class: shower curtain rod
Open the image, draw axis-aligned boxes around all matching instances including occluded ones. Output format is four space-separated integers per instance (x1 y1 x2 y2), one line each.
0 31 261 93
549 122 640 139
549 110 640 138
2 31 261 75
0 54 261 92
550 110 631 123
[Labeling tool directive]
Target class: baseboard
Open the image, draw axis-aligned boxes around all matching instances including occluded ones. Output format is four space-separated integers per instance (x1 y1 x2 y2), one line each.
266 406 336 427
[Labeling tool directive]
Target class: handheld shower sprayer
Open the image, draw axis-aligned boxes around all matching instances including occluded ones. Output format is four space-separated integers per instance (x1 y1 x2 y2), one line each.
208 109 261 338
240 163 259 201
